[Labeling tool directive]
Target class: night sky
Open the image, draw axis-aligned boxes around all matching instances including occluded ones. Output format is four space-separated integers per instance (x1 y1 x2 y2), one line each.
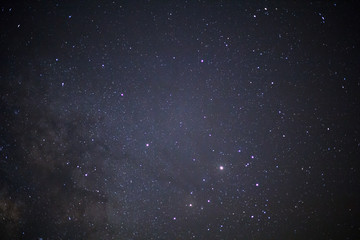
1 1 360 239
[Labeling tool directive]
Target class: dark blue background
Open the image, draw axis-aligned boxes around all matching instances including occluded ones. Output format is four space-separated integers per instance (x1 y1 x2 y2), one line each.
1 1 359 239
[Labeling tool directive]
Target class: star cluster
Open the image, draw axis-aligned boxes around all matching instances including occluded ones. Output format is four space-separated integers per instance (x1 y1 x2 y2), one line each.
1 1 360 239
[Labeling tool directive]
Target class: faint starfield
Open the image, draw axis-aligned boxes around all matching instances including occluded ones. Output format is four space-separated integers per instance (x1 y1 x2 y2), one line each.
0 1 359 239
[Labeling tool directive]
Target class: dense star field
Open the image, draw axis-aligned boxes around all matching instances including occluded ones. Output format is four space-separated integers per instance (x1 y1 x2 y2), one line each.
1 1 360 239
